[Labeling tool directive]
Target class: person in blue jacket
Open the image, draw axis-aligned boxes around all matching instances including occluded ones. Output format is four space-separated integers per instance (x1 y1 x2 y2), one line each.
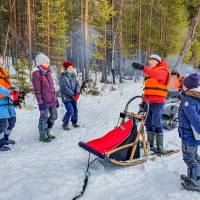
0 55 16 151
178 72 200 191
59 61 80 130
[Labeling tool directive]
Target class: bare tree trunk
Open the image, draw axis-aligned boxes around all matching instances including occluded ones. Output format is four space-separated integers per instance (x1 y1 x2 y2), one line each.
160 1 164 43
138 0 142 61
148 0 153 55
4 0 15 62
175 3 200 70
111 15 120 85
118 0 123 83
81 0 85 82
103 23 107 82
27 0 32 81
82 0 89 81
47 0 50 56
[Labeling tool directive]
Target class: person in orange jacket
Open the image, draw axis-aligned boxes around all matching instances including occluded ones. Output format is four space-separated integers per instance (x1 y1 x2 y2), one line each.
132 54 170 154
0 55 16 151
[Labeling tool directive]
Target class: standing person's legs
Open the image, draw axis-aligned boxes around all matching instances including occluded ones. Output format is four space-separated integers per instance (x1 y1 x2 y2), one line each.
0 119 10 151
145 105 154 148
62 101 74 129
151 103 165 153
46 106 58 139
182 142 200 187
195 147 200 163
71 101 78 126
0 119 7 145
47 106 58 129
4 116 16 145
38 109 51 142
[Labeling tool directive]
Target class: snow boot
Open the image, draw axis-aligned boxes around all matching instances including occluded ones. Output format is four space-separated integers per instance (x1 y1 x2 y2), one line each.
4 134 15 145
147 132 156 152
0 145 11 151
72 124 80 128
181 174 190 182
39 132 51 142
196 153 200 163
156 134 164 154
62 123 70 131
47 130 56 140
0 138 11 151
182 179 200 192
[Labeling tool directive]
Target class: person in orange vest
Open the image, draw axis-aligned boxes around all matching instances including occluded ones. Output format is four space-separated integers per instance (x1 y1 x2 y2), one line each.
132 54 170 154
0 55 16 151
168 69 184 98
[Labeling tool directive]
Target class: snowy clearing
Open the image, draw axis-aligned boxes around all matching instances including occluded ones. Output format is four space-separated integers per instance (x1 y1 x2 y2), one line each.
0 81 199 200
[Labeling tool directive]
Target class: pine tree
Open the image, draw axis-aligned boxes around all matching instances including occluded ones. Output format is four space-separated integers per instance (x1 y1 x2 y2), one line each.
12 58 32 93
36 0 68 64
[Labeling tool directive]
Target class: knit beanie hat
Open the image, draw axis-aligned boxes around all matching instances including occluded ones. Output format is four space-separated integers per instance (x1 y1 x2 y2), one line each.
35 53 50 67
183 73 200 89
63 61 73 69
149 54 162 63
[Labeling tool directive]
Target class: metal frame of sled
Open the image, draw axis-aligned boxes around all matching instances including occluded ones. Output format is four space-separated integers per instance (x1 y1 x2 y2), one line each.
79 96 180 167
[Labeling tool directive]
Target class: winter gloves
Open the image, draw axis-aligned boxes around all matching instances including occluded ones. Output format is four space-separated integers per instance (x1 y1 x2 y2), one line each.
132 62 144 70
10 90 14 100
39 101 59 112
73 93 80 101
38 103 46 113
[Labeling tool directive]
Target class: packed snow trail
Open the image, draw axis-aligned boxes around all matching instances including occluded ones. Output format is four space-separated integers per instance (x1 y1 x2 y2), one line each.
0 81 199 200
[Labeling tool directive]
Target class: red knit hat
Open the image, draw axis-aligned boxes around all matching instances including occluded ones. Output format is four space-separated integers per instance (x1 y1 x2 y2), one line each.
63 61 73 69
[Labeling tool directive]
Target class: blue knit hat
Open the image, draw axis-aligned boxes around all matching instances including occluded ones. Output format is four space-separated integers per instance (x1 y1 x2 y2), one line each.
183 73 200 89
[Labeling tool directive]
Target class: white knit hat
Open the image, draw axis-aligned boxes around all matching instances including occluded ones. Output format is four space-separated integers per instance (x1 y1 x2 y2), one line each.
149 54 161 63
35 53 50 67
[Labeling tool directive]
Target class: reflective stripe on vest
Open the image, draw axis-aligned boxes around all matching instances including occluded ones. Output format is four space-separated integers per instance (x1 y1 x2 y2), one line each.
144 66 169 97
0 67 11 98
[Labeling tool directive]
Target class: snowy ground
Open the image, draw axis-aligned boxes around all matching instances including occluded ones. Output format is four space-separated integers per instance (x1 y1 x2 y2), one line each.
0 81 199 200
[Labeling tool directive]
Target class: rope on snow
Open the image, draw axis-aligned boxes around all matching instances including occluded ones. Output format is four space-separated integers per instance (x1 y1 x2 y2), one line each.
72 153 99 200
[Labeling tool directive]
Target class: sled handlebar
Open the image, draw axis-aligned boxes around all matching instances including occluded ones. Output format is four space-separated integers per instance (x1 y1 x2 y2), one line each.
123 96 149 122
124 111 143 120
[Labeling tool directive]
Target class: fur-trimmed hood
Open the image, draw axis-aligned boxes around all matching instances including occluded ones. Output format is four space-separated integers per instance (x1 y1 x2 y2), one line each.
185 87 200 100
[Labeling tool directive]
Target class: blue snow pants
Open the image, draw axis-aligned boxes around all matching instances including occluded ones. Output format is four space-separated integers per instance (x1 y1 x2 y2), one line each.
0 117 16 137
182 142 200 186
62 101 78 125
145 103 164 134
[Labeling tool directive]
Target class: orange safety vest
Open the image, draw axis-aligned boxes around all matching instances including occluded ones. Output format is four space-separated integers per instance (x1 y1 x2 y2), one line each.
0 67 11 98
144 66 170 97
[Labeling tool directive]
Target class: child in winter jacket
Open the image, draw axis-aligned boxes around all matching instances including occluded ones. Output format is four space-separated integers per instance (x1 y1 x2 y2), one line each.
0 55 16 151
32 53 58 142
178 73 200 192
132 54 170 154
59 61 80 130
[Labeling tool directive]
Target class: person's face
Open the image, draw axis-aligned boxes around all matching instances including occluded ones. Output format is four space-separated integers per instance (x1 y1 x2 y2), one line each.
183 84 187 91
42 62 49 67
149 59 159 67
66 66 74 73
0 56 3 66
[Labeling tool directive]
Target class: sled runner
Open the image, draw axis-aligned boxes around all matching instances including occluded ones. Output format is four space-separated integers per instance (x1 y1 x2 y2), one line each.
79 96 180 167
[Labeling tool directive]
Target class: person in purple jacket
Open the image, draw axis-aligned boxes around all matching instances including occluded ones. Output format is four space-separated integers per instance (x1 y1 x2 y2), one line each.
32 53 58 142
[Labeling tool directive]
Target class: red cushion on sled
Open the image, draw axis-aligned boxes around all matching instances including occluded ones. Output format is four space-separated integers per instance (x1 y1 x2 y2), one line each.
86 119 133 155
